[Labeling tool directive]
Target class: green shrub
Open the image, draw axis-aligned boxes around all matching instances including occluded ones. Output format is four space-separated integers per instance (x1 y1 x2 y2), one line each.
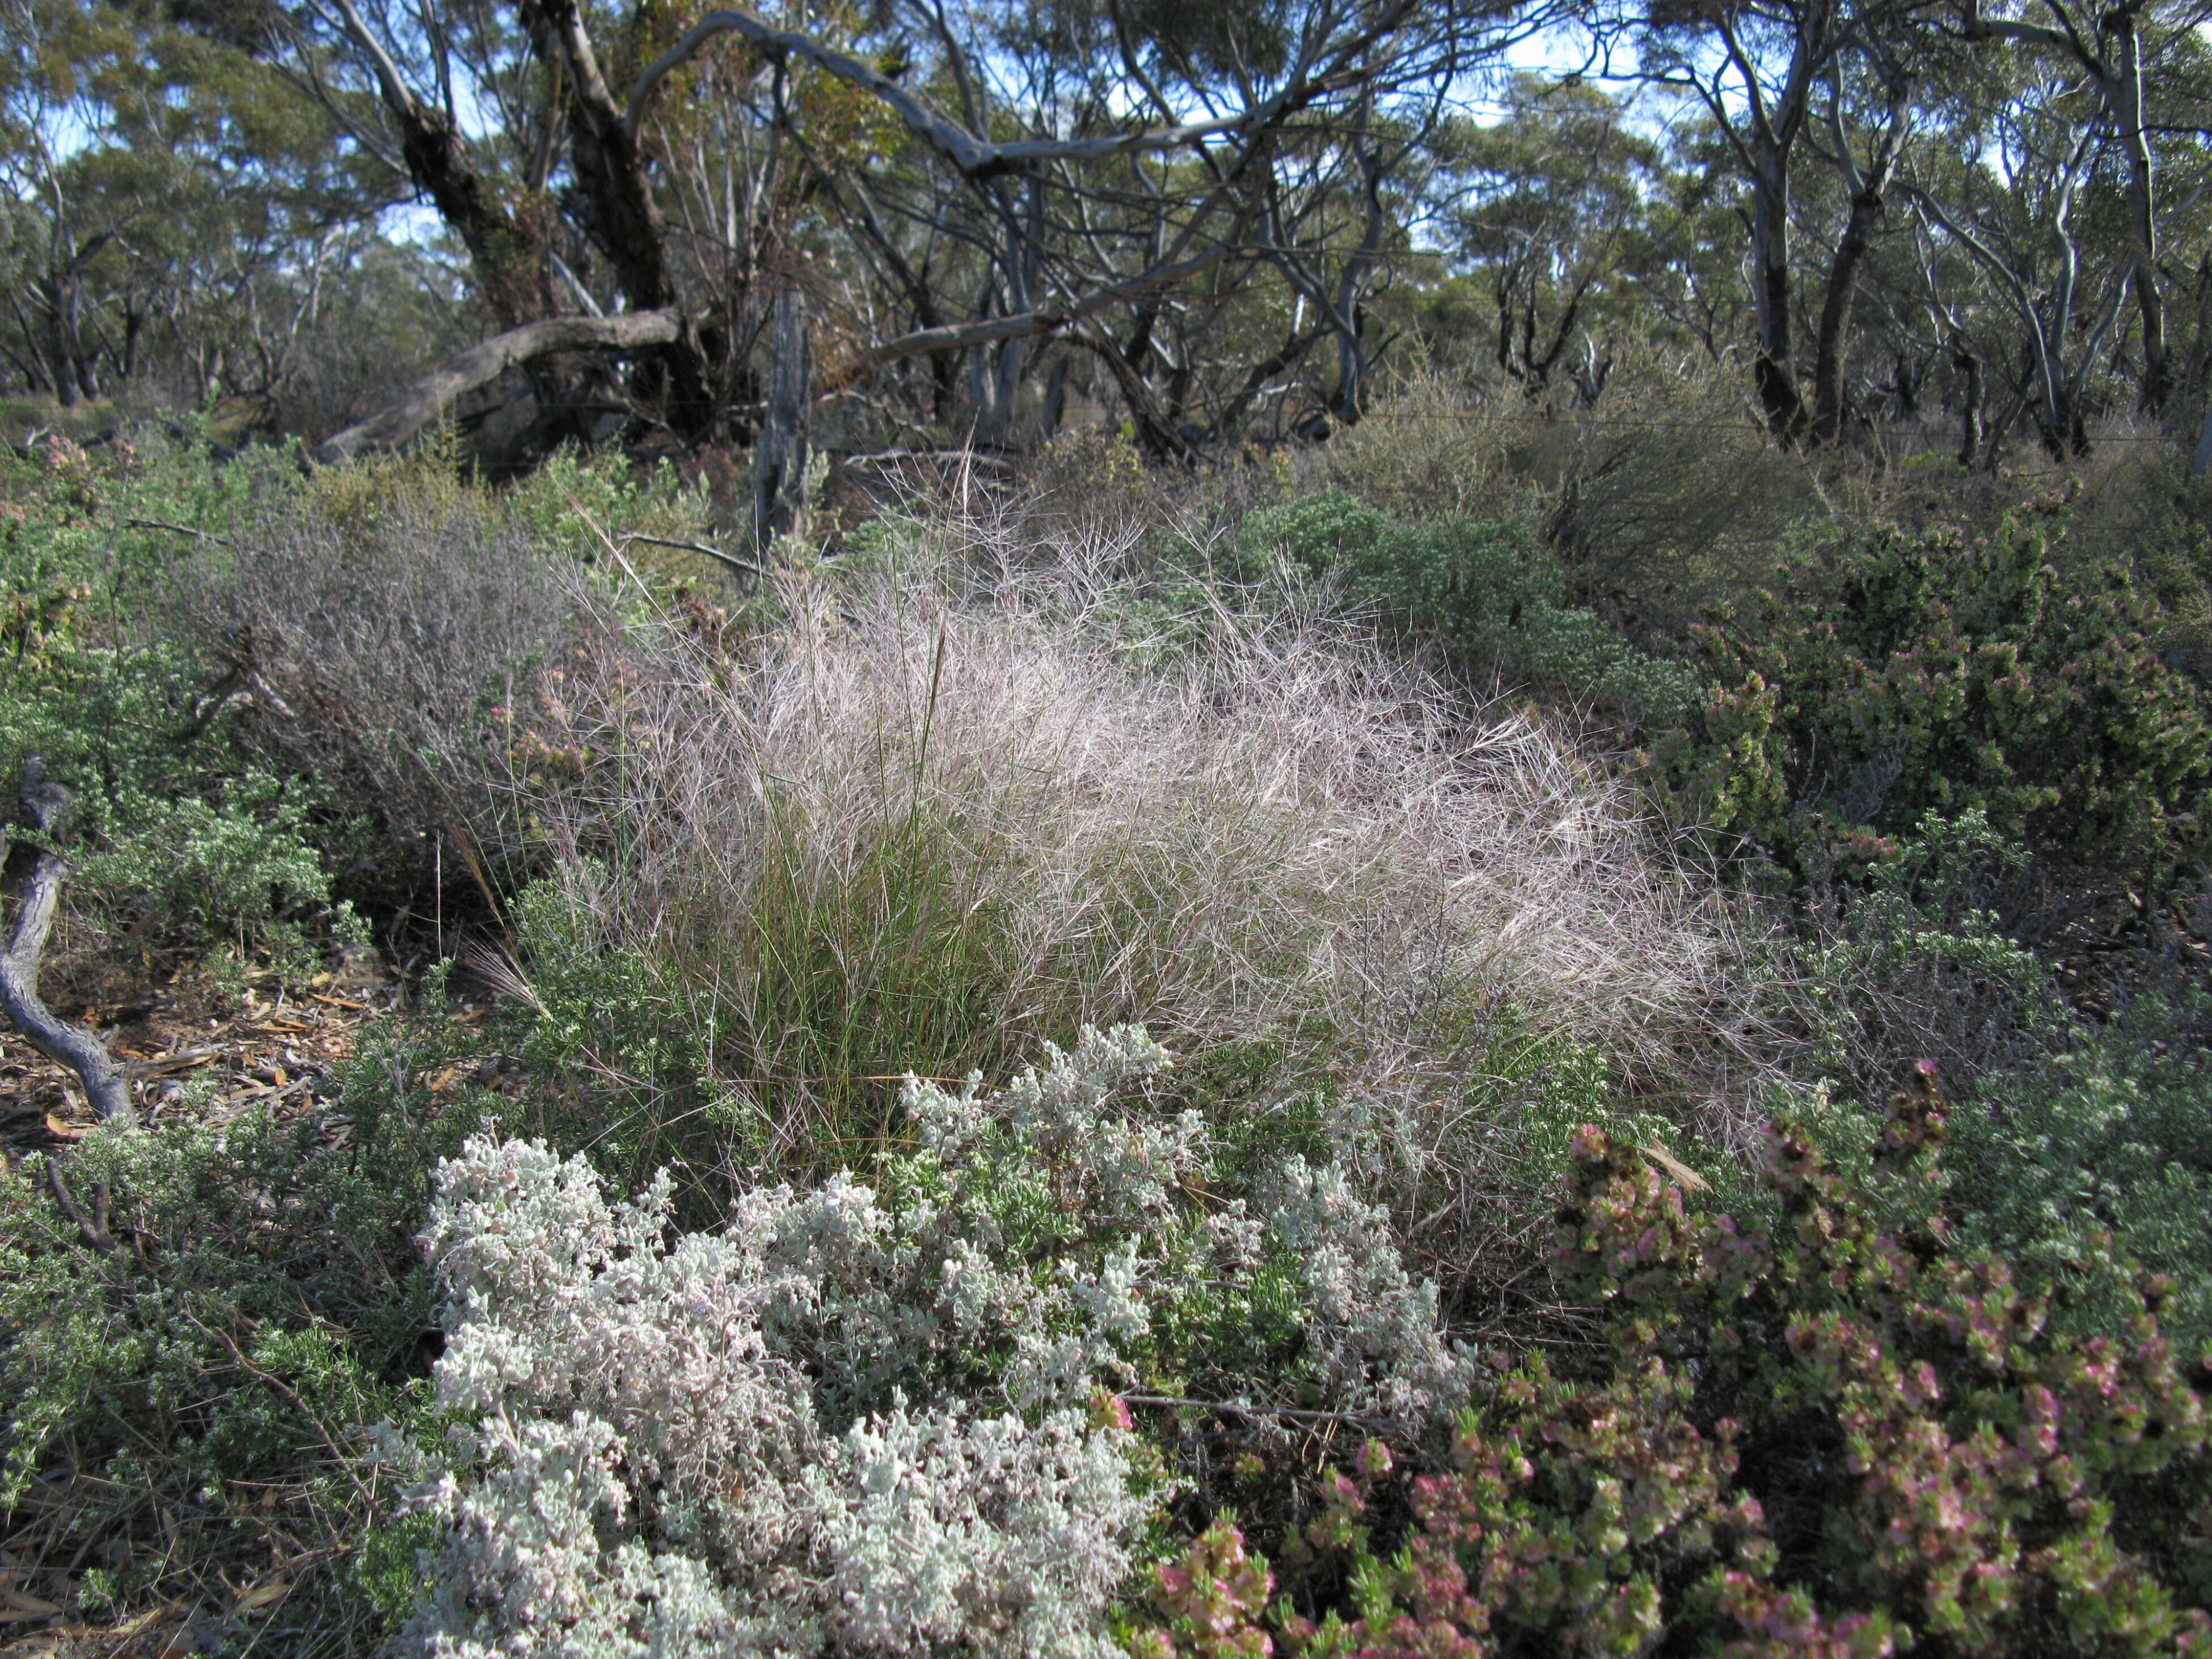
67 770 369 974
2005 448 2212 680
1305 372 1538 525
1650 516 2212 877
1791 807 2067 1102
0 426 364 973
1536 352 1830 644
1230 489 1695 720
1137 1084 2212 1658
19 429 720 948
1952 993 2212 1351
481 876 726 1193
0 1019 497 1651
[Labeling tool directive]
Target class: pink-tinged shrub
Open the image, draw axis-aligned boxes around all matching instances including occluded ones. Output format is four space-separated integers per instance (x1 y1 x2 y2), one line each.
1136 1075 2212 1657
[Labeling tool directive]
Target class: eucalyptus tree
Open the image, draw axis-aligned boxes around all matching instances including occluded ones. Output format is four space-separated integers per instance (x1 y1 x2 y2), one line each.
1798 31 1916 440
1600 0 1946 438
1629 0 1851 433
286 0 1544 506
1951 0 2212 416
0 0 410 410
1428 75 1670 400
1889 22 2212 456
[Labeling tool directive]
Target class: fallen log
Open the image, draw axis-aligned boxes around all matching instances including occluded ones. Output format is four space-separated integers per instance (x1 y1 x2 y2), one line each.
311 308 683 465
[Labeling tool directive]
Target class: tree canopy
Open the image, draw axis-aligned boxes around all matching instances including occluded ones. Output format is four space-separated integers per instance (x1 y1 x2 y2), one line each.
6 0 2211 502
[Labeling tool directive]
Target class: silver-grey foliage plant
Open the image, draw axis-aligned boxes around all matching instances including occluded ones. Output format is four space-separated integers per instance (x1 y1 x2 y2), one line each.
392 1026 1478 1657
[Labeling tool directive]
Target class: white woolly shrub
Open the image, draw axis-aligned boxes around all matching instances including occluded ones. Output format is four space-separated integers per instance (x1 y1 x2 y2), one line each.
395 1027 1479 1656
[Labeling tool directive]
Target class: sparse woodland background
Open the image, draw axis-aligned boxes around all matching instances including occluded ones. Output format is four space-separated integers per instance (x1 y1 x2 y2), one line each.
12 0 2212 1653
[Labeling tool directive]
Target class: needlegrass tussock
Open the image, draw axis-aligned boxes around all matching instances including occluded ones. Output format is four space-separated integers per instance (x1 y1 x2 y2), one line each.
499 517 1753 1192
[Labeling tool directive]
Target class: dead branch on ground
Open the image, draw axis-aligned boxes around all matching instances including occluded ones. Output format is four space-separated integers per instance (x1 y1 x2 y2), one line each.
1 756 132 1123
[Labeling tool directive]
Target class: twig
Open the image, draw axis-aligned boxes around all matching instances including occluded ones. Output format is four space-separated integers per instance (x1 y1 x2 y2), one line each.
1 758 132 1121
242 667 297 721
185 656 301 737
123 518 234 548
839 448 1018 472
184 1312 377 1508
1118 1393 1383 1428
125 1045 223 1080
182 662 248 739
47 1163 117 1253
616 533 764 578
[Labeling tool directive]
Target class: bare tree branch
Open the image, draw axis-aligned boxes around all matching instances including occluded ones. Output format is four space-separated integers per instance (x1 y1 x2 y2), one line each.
623 7 1379 173
2 759 131 1124
860 246 1234 365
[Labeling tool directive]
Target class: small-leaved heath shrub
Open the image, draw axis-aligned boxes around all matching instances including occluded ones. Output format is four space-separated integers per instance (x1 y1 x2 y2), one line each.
170 483 585 885
1651 515 2212 877
0 1018 497 1653
1952 991 2212 1350
1304 372 1538 525
0 424 368 974
1136 1079 2212 1658
1790 807 2066 1102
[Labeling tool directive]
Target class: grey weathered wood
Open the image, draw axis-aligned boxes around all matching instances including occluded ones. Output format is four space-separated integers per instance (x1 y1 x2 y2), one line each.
1 759 131 1122
311 309 682 464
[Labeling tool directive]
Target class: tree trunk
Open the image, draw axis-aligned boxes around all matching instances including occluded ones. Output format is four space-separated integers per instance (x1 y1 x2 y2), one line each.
403 119 554 330
1749 161 1805 439
966 179 1046 450
1810 88 1906 446
1213 324 1328 437
5 289 49 395
1958 0 2167 416
754 285 811 550
1040 354 1069 440
42 272 82 408
522 0 669 309
1891 350 1922 420
67 289 99 407
1953 340 1982 468
517 0 711 435
1810 182 1882 444
2112 13 2168 415
1326 130 1391 426
119 296 143 383
325 0 554 329
2033 385 2088 459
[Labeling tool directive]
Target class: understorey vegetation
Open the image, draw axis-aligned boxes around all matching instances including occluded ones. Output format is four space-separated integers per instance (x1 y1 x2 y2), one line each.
7 401 2212 1659
18 0 2212 1641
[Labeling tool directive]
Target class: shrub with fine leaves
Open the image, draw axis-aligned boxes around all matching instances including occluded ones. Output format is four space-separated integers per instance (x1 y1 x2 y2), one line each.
1229 490 1694 720
1650 516 2212 876
1951 992 2212 1352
